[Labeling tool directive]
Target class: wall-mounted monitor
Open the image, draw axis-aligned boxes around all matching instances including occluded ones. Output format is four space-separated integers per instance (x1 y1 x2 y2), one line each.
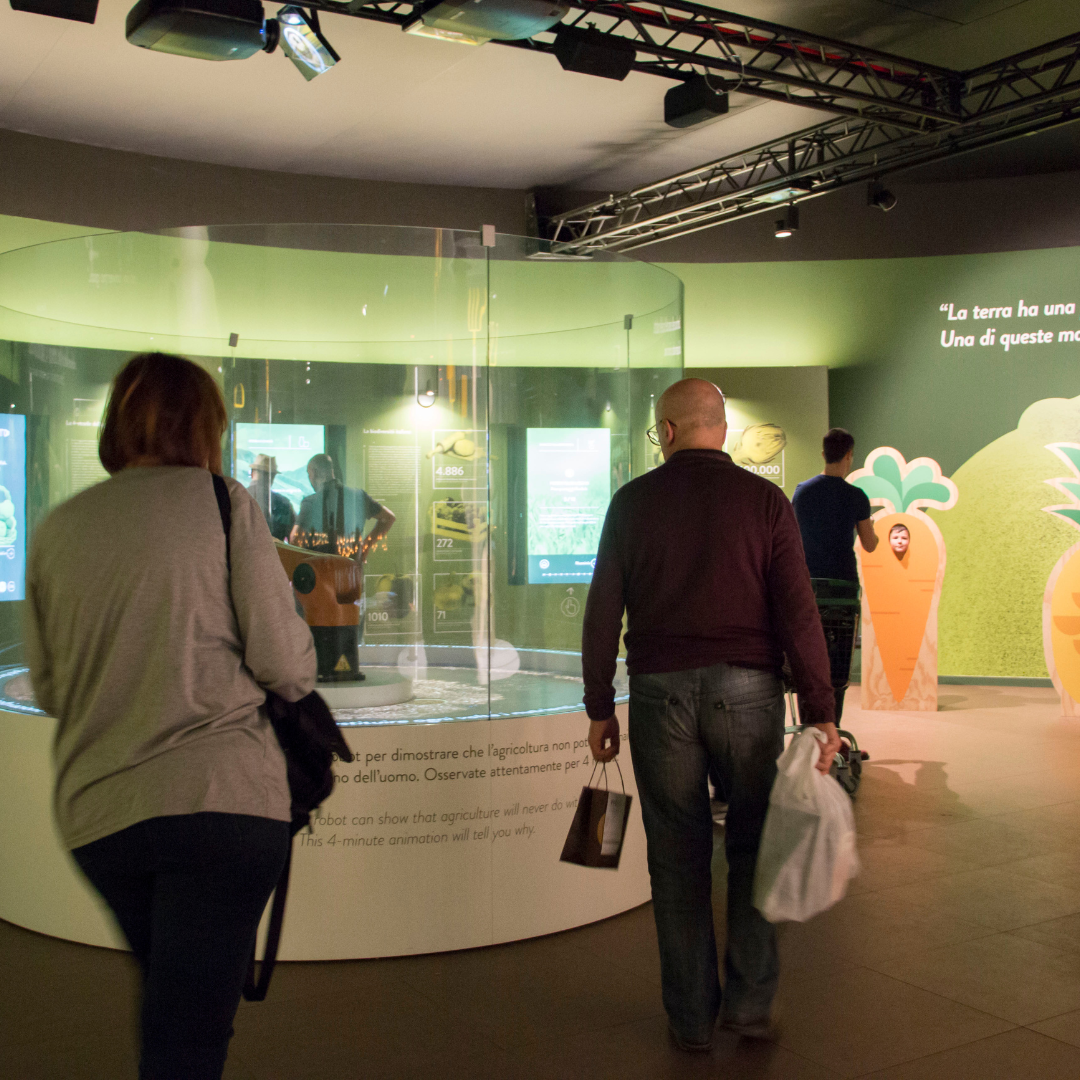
234 423 326 510
0 415 27 602
526 427 610 584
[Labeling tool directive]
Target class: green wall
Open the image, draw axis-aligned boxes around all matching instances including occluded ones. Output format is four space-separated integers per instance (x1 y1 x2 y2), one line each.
663 249 1080 479
668 248 1080 679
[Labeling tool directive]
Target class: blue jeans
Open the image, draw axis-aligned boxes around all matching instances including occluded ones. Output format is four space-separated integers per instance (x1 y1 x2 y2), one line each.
72 812 290 1080
628 662 785 1042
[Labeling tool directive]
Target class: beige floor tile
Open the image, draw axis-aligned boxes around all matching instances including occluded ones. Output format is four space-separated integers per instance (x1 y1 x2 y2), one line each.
845 838 978 895
899 816 1072 867
1011 913 1080 955
856 1027 1080 1079
989 803 1080 845
499 1012 842 1080
774 965 1012 1078
1005 849 1080 887
778 888 994 971
868 933 1080 1025
868 866 1080 931
0 1032 141 1080
1028 1008 1080 1048
950 774 1080 817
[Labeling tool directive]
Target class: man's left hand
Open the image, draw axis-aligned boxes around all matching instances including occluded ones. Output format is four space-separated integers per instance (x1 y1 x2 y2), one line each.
811 722 841 773
589 716 620 762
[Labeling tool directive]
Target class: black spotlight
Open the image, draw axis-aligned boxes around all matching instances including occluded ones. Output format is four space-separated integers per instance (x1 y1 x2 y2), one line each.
664 75 729 128
553 24 636 81
868 182 897 212
774 205 799 238
10 0 98 22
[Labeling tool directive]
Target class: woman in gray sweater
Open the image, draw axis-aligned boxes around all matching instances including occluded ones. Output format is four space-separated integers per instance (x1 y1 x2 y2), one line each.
25 352 316 1080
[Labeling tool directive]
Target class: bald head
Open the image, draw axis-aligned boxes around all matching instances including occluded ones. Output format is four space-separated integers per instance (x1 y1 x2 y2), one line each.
655 379 727 458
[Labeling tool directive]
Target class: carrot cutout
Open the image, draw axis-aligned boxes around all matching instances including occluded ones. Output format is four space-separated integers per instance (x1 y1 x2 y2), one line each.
1041 443 1080 717
849 449 958 711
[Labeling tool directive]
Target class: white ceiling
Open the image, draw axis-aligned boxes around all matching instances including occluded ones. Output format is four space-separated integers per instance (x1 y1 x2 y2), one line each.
0 0 1075 193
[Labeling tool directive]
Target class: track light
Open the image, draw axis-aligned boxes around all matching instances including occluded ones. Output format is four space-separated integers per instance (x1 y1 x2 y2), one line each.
276 6 339 80
868 182 897 212
664 75 729 128
774 205 799 238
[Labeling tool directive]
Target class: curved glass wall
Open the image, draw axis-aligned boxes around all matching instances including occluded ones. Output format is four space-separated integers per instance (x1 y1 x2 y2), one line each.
0 225 683 725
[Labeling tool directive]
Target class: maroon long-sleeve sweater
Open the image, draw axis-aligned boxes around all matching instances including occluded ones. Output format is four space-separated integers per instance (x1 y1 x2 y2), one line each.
581 448 835 726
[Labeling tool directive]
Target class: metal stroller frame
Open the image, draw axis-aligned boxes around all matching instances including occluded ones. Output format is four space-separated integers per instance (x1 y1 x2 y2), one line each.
784 577 864 798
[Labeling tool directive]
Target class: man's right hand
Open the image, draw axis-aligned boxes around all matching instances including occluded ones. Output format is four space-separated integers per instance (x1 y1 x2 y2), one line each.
589 716 620 762
811 722 841 773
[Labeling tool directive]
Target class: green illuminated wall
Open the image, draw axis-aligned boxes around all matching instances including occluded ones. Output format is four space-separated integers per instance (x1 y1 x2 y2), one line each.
666 248 1080 680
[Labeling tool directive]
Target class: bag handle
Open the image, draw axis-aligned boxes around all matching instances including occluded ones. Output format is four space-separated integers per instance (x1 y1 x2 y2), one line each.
243 842 292 1001
212 473 294 1004
212 473 232 571
587 757 626 796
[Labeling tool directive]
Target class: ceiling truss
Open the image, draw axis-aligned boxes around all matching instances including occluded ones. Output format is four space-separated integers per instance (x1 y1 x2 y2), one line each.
288 2 1080 252
547 31 1080 252
309 0 962 129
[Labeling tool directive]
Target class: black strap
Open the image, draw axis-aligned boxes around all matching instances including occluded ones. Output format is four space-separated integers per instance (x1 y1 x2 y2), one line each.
211 473 293 1003
212 473 231 571
243 842 293 1001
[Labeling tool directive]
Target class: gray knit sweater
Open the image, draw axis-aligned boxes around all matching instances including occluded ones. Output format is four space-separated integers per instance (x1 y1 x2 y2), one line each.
25 467 317 849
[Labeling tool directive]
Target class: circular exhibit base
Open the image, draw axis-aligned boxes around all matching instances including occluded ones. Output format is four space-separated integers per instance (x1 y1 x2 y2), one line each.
0 701 648 959
318 671 413 708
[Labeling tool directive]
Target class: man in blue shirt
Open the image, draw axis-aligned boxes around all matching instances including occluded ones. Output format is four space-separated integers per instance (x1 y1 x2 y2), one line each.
792 428 878 721
290 454 395 559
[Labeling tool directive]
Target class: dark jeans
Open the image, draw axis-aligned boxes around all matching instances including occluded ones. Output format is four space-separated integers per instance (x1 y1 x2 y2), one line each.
629 662 785 1043
72 812 290 1080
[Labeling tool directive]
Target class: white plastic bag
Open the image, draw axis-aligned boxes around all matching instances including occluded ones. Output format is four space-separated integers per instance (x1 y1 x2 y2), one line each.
752 728 859 923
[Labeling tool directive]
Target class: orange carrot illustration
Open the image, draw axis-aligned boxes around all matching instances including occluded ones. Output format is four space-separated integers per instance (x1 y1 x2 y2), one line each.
1041 444 1080 715
850 449 958 710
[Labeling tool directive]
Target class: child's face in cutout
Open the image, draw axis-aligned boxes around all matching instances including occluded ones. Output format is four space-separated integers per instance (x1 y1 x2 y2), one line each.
890 525 910 557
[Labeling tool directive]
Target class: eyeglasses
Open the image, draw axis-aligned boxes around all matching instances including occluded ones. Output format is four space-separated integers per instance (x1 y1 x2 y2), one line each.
646 420 675 446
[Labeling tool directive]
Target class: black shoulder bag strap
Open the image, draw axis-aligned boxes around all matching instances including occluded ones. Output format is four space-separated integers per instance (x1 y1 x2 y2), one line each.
211 473 293 1003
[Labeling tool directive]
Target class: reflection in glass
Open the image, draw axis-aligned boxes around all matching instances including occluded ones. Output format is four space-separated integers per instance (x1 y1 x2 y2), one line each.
0 225 683 725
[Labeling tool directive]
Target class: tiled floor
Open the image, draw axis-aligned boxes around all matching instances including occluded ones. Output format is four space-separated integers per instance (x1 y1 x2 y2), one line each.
5 684 1080 1078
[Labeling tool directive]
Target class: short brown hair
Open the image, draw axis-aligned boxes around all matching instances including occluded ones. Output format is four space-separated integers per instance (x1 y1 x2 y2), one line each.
822 427 855 464
99 353 227 475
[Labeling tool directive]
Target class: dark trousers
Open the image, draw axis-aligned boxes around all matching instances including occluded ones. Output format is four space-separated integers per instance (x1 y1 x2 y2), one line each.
629 662 785 1043
72 812 290 1080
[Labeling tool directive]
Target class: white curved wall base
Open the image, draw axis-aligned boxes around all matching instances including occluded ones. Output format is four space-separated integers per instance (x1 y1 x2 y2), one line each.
0 705 650 959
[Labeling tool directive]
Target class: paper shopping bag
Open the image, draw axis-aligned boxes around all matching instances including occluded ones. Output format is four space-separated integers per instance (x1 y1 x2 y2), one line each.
560 762 632 869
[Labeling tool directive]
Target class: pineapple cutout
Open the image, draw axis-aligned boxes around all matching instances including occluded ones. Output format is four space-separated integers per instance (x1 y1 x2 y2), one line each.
849 448 958 712
1041 443 1080 717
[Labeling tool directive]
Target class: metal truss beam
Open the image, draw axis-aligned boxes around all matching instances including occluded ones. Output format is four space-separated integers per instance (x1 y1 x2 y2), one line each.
298 0 963 129
548 32 1080 252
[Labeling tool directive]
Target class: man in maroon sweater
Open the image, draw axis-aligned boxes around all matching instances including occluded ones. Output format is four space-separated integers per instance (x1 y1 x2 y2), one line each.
583 378 838 1050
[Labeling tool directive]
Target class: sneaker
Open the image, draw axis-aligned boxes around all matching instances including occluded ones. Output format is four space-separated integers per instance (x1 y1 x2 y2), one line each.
710 800 728 827
668 1024 712 1053
720 1003 781 1041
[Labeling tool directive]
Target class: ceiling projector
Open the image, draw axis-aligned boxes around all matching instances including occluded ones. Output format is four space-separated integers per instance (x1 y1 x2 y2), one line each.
125 0 274 61
405 0 568 46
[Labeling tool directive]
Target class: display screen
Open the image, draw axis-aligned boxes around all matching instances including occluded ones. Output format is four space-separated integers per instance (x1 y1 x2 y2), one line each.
235 423 325 510
0 415 26 601
526 428 610 584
